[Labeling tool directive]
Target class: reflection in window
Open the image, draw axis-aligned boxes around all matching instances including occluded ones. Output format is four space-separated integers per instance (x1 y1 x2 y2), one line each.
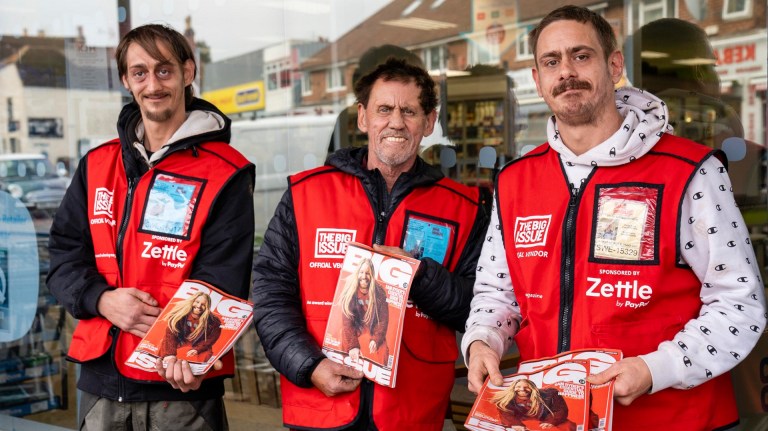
516 25 533 60
327 66 346 91
639 0 666 26
723 0 751 18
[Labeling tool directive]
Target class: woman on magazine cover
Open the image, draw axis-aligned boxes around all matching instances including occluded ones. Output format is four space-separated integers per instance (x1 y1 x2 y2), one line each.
339 258 389 365
159 292 222 362
492 379 575 431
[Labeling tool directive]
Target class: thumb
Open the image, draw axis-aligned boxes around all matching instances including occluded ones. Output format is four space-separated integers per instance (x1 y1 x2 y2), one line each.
333 361 364 379
212 360 223 371
487 362 504 387
131 289 159 306
587 363 620 385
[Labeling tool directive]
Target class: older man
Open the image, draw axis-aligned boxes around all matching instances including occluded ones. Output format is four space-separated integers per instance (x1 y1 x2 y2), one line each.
252 58 490 430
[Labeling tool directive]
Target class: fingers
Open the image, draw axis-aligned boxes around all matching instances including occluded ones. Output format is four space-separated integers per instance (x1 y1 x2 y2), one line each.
467 341 502 393
349 348 361 362
99 288 162 335
369 340 377 353
128 288 159 307
486 360 504 387
586 357 652 407
159 357 203 392
467 365 488 394
310 359 363 397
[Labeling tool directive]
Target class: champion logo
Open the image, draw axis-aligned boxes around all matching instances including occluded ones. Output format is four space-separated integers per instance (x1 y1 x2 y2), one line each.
93 187 114 217
514 215 551 248
314 228 356 259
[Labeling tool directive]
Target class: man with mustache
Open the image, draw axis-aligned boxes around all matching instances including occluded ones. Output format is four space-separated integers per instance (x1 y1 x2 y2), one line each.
252 58 490 430
462 5 765 431
47 24 254 430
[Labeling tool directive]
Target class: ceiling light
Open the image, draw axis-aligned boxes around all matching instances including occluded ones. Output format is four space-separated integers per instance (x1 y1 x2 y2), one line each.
381 17 457 31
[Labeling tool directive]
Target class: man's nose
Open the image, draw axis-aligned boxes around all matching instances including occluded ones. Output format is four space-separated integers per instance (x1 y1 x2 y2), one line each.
146 72 162 91
389 109 405 128
559 58 577 80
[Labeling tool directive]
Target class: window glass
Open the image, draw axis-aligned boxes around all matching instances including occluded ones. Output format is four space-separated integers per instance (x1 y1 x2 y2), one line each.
0 1 764 429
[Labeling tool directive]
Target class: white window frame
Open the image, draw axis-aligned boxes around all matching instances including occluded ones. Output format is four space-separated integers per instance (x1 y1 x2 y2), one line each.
301 72 312 96
326 66 346 92
424 45 445 72
638 0 667 27
516 25 533 61
723 0 752 19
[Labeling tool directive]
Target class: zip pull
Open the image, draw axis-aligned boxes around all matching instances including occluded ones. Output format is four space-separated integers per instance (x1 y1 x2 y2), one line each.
192 146 199 157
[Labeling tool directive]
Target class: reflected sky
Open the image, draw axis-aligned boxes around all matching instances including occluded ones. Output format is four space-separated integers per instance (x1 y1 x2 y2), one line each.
0 0 391 61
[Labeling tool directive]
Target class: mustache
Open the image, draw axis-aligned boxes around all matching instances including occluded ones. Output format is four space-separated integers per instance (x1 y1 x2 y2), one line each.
552 79 592 97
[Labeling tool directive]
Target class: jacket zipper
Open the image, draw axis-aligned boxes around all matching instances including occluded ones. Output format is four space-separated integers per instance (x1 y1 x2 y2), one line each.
558 185 581 353
113 176 139 403
108 325 125 402
116 177 138 271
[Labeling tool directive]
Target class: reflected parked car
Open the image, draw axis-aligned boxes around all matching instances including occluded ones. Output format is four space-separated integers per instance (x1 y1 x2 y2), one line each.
0 154 69 214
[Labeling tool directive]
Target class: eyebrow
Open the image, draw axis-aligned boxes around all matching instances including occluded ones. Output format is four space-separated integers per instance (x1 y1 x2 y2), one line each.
538 45 597 62
128 59 175 70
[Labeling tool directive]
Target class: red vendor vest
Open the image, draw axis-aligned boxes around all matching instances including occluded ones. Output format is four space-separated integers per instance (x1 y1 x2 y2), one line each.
68 140 250 382
283 165 481 430
495 134 738 430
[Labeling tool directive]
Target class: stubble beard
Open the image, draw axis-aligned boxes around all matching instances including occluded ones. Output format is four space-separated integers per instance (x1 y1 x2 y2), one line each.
554 98 600 127
143 107 175 123
373 137 416 169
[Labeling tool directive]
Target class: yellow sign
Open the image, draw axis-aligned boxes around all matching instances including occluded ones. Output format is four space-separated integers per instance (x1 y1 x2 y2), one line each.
202 81 265 114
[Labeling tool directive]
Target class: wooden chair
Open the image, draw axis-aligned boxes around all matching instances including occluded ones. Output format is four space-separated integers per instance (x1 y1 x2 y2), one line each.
449 352 521 430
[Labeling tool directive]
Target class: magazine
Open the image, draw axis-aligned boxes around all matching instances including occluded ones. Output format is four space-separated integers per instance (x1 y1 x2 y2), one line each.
321 242 420 388
125 279 253 375
465 359 591 431
517 349 623 431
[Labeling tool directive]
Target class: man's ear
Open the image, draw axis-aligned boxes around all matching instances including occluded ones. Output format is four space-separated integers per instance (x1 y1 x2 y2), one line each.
121 75 130 91
183 59 195 87
423 109 437 137
609 50 624 84
357 103 368 133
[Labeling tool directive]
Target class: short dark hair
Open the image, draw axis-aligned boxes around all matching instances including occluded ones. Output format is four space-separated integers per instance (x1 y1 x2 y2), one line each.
528 5 617 62
353 57 438 115
116 24 196 106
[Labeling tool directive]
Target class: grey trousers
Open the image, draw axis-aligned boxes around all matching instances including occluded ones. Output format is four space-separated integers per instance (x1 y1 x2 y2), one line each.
79 391 228 431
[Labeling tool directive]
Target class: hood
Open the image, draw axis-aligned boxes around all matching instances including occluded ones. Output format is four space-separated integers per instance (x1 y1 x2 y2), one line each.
547 87 674 167
116 98 232 178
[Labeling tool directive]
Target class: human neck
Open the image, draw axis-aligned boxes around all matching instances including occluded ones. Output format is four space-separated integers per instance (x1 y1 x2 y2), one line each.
558 111 623 156
141 115 186 153
367 159 414 193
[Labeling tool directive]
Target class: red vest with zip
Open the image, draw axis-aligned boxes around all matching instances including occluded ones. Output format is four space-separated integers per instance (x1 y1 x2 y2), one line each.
495 134 738 430
283 165 481 430
68 139 250 382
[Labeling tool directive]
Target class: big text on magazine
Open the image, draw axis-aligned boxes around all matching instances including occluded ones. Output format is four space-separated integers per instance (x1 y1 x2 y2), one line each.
125 279 253 375
465 359 590 431
321 242 419 388
518 349 623 431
